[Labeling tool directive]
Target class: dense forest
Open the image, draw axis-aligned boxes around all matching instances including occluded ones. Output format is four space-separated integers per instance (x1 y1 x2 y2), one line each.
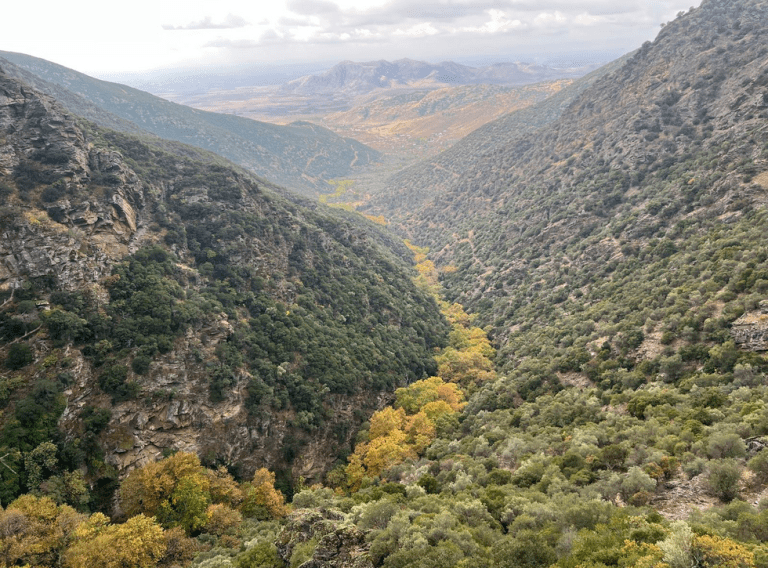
1 0 768 567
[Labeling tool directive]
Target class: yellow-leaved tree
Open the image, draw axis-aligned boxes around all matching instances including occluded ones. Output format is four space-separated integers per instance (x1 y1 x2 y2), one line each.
119 452 213 534
241 468 289 519
120 452 206 520
64 513 166 568
395 376 465 414
0 495 84 568
345 376 466 488
343 240 496 491
692 534 755 568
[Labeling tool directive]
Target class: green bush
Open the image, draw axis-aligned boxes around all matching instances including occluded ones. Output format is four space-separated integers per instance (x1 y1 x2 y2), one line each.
131 355 151 375
98 364 139 402
707 459 742 502
5 343 33 370
707 432 746 459
747 451 768 485
235 542 285 568
620 467 657 501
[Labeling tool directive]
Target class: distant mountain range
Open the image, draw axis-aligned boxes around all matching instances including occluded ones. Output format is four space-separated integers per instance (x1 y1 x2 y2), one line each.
0 51 381 197
280 58 601 97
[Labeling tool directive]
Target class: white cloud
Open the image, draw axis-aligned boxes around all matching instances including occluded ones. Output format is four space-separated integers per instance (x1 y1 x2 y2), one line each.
393 23 440 37
0 0 700 74
163 14 249 31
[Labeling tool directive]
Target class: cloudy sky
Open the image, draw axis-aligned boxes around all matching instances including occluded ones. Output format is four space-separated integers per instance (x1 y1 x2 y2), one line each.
3 1 698 77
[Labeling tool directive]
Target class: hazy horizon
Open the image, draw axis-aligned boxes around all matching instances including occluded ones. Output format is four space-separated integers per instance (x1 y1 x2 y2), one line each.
3 1 697 80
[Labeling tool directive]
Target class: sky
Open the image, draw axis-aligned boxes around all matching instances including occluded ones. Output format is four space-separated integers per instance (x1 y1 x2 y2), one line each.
2 1 699 78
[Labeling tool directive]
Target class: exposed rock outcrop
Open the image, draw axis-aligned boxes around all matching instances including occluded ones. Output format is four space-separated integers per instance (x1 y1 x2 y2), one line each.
277 509 373 568
1 65 444 491
731 301 768 351
0 68 149 291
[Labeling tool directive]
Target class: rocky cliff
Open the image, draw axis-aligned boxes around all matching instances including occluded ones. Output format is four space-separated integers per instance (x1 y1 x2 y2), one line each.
0 66 446 504
731 301 768 351
0 68 147 290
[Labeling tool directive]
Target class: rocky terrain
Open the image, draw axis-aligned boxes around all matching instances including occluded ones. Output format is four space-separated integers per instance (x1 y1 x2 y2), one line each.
0 66 446 499
2 2 768 567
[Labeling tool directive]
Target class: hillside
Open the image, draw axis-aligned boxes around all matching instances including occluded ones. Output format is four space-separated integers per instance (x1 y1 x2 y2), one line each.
298 1 768 563
320 80 572 157
360 53 632 215
3 2 768 568
0 66 447 508
368 1 768 351
0 51 381 197
164 58 597 141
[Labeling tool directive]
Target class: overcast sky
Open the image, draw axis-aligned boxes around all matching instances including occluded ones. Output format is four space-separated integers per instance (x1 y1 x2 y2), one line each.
3 1 699 77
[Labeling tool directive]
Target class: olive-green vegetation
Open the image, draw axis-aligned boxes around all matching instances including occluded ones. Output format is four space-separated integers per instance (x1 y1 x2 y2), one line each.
81 224 767 568
3 1 768 567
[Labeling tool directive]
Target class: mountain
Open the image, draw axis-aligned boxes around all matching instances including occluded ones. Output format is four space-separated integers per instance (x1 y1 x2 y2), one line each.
360 53 631 214
5 2 768 567
0 66 447 506
319 80 573 157
354 0 768 427
281 58 599 97
0 51 381 197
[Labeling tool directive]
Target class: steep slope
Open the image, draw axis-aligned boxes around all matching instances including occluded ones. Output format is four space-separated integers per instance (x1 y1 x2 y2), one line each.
0 51 381 197
361 54 631 215
320 80 572 156
369 1 768 371
0 67 447 506
246 6 768 567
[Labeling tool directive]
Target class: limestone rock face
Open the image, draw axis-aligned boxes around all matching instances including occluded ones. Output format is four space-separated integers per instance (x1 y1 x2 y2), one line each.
731 301 768 351
54 323 387 483
0 65 440 490
0 69 149 292
277 509 373 568
0 71 389 482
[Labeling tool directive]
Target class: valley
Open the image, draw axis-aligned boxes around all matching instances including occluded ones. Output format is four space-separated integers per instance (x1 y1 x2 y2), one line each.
1 1 768 567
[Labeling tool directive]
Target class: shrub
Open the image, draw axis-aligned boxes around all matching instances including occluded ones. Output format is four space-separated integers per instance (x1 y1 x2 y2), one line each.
5 343 33 370
747 451 768 485
234 542 283 568
707 459 742 502
620 466 657 501
131 355 151 375
98 364 139 402
707 432 746 459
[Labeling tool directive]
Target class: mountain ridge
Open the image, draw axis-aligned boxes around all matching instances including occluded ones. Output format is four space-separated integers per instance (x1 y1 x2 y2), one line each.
0 51 381 197
369 0 768 380
281 57 601 97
